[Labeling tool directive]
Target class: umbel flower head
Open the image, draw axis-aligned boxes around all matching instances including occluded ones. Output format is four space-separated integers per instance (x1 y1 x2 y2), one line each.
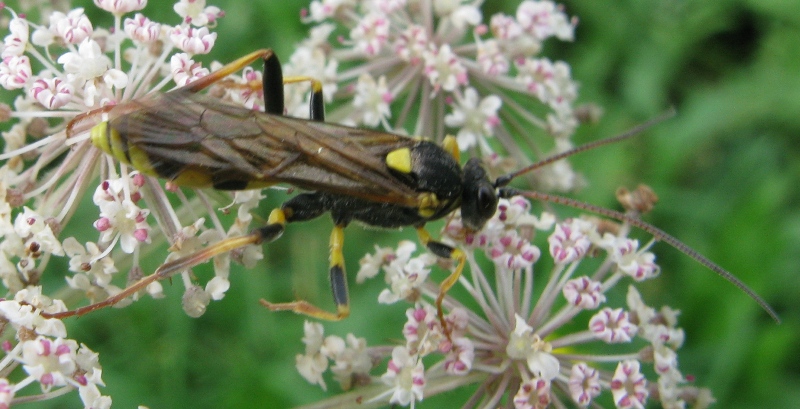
0 0 249 321
0 0 261 406
298 194 713 408
277 1 714 408
280 0 593 193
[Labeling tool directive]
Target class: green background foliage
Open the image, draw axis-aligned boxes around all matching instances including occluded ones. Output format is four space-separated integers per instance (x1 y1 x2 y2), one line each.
2 0 798 407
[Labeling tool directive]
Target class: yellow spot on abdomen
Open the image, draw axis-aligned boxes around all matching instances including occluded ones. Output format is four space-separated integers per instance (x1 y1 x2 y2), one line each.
170 168 213 187
127 144 160 179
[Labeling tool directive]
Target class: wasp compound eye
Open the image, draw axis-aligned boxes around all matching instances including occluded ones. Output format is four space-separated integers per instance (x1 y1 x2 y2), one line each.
461 158 498 231
477 185 498 219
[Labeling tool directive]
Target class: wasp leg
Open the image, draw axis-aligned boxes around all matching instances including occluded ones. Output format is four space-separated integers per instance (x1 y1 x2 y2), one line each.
41 203 293 319
416 227 466 337
172 48 324 121
258 193 349 320
261 49 285 116
260 224 350 321
184 49 276 93
281 75 325 122
41 219 286 320
258 47 325 121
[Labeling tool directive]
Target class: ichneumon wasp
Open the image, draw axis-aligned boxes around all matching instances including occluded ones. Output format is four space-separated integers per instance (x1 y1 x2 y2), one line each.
44 49 780 329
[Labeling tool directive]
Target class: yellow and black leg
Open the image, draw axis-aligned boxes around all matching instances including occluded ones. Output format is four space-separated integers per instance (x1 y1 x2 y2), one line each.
259 192 350 320
183 49 276 93
280 75 326 122
261 223 350 321
416 227 466 337
181 48 325 121
260 49 325 121
42 207 289 319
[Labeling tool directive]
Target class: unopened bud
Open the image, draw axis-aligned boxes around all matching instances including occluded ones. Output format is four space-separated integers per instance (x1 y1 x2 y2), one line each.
182 285 210 318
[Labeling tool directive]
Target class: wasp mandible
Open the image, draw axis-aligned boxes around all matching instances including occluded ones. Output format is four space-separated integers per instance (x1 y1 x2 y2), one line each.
45 49 780 327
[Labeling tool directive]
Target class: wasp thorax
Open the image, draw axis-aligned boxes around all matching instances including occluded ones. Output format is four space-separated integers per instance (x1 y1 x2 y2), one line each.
461 158 498 231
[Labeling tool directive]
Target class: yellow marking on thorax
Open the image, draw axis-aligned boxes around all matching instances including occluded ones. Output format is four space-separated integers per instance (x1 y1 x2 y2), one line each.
386 148 412 174
417 193 440 218
442 135 460 162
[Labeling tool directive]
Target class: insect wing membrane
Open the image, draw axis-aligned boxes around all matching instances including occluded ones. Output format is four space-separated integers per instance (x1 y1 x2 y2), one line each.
105 91 423 205
253 116 423 204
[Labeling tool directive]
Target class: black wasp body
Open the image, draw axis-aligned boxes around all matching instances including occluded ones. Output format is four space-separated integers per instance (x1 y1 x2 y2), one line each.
94 86 497 231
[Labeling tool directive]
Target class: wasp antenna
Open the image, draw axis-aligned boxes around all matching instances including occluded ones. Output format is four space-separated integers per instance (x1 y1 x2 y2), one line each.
495 107 677 188
41 269 163 319
184 49 275 93
501 188 780 323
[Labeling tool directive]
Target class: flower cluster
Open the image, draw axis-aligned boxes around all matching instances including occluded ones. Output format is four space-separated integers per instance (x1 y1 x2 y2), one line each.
299 195 714 408
281 3 716 407
0 0 276 406
0 287 108 408
279 0 592 192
